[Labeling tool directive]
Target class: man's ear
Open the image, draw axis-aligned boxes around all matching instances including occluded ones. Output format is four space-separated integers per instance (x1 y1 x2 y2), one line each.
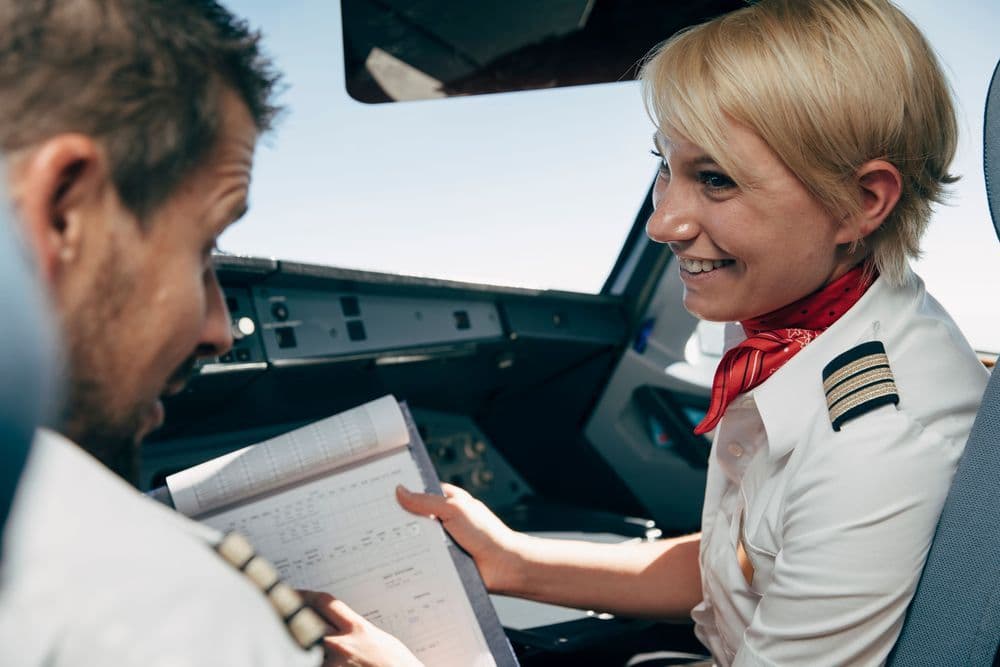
835 159 903 245
9 134 109 284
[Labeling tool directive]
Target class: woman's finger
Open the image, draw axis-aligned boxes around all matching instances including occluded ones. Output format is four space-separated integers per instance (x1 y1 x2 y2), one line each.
396 485 453 518
439 482 472 500
299 590 364 632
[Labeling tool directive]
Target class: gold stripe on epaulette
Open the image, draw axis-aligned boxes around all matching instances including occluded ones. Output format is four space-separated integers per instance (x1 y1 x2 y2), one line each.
244 555 280 590
822 341 899 431
825 367 895 407
213 532 325 651
216 531 255 569
828 380 898 424
822 352 891 393
288 607 328 649
268 581 303 618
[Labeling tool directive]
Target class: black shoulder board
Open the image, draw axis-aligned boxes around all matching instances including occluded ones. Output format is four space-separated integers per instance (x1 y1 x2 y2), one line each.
822 340 899 432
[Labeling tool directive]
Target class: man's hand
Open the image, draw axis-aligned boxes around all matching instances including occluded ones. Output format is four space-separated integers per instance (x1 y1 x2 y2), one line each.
395 483 525 593
300 591 424 667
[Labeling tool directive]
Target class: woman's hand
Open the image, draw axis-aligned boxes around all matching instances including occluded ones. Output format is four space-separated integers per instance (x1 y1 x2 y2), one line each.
397 484 702 617
396 483 525 593
301 591 424 667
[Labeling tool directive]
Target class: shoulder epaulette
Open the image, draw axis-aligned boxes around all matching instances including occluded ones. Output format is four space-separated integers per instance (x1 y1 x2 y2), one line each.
822 340 899 432
214 531 327 650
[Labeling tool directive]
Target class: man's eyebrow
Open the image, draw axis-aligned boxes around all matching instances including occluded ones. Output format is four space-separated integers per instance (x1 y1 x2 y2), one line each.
215 201 249 236
229 201 249 223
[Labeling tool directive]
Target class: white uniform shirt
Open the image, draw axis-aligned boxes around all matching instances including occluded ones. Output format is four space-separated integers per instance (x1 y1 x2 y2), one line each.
0 429 322 667
692 269 988 666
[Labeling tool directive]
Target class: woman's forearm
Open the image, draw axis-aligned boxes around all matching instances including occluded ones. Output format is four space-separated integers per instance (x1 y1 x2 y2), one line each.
496 532 703 619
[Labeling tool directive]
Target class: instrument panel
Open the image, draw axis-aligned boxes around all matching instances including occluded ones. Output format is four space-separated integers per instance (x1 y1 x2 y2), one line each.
141 406 532 510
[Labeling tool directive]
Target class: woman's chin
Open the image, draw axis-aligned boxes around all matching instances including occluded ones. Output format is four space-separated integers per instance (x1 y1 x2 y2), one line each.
682 298 742 323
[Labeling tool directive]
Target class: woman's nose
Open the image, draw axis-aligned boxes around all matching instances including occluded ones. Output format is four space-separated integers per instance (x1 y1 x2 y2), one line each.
646 180 700 244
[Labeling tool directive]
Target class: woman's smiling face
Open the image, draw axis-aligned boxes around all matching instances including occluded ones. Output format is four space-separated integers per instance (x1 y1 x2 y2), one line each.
645 119 860 323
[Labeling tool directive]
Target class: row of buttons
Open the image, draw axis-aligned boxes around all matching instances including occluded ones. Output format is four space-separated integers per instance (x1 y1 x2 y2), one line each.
270 296 360 322
270 297 368 349
219 348 253 363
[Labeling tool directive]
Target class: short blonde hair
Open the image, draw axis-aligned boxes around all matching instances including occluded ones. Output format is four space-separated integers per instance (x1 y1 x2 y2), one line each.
640 0 957 286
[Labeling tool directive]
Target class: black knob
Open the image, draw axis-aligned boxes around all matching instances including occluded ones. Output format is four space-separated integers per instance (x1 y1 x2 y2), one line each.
271 302 289 321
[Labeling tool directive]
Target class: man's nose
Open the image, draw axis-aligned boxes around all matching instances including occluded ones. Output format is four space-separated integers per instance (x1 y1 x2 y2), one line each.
196 270 234 359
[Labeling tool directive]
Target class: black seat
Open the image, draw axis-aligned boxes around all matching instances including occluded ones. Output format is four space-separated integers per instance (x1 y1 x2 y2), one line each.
886 57 1000 667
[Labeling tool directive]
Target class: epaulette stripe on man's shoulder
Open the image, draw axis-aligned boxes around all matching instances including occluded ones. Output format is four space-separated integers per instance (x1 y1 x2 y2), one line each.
822 340 899 431
214 532 327 650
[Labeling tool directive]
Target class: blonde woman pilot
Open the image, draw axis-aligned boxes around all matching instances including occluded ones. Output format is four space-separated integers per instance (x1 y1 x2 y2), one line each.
383 1 990 666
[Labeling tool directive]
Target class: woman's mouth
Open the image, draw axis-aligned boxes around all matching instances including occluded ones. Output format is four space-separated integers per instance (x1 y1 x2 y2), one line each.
677 257 735 274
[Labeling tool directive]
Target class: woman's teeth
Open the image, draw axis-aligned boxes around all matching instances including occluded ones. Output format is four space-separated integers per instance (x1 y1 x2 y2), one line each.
679 258 733 274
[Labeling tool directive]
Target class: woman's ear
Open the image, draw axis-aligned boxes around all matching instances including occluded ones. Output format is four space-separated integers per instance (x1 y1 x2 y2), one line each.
835 159 903 245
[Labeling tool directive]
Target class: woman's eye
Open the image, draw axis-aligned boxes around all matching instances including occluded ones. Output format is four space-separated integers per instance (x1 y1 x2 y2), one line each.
650 149 669 175
699 171 735 190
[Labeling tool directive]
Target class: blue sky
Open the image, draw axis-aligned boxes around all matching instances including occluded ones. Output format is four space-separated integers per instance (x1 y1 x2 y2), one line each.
224 0 1000 352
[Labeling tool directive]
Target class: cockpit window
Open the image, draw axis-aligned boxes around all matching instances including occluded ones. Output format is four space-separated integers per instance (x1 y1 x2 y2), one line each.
223 1 1000 354
220 0 743 295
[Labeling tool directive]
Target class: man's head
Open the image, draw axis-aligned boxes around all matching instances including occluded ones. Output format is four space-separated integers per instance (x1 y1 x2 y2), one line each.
641 0 957 287
3 0 281 481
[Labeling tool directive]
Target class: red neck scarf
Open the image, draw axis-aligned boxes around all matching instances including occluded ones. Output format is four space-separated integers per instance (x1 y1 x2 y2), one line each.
694 264 875 436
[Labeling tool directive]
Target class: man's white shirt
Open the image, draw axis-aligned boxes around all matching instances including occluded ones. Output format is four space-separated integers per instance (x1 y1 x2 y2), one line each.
0 429 321 667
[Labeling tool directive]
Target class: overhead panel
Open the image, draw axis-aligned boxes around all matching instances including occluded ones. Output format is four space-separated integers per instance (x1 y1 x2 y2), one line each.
251 286 504 362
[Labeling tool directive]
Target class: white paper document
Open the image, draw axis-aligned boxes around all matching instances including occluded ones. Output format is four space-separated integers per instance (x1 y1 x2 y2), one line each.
166 396 502 666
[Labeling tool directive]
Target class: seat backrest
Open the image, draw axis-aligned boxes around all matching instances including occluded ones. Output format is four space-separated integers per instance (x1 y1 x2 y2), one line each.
0 190 57 559
886 58 1000 666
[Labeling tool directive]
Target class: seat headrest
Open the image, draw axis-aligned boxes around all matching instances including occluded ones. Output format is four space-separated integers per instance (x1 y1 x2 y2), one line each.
0 188 57 553
985 58 1000 243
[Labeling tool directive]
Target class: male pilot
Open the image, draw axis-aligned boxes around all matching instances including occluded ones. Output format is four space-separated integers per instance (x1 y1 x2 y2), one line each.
0 2 415 665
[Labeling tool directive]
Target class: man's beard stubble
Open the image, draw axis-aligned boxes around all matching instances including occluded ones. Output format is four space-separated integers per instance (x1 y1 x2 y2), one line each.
62 345 199 487
58 243 144 483
61 375 144 485
57 244 195 486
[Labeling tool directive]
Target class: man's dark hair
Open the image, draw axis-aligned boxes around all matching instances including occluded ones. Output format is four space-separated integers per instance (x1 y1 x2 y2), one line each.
0 0 281 220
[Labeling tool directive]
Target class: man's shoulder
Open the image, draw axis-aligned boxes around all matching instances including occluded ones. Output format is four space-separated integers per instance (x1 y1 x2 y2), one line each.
8 430 212 565
0 431 319 667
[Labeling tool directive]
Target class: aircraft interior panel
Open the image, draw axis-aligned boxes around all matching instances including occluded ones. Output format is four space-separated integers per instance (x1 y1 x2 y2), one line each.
133 253 710 662
144 256 649 522
142 405 532 509
252 287 504 362
586 265 714 533
400 408 532 507
218 287 268 366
